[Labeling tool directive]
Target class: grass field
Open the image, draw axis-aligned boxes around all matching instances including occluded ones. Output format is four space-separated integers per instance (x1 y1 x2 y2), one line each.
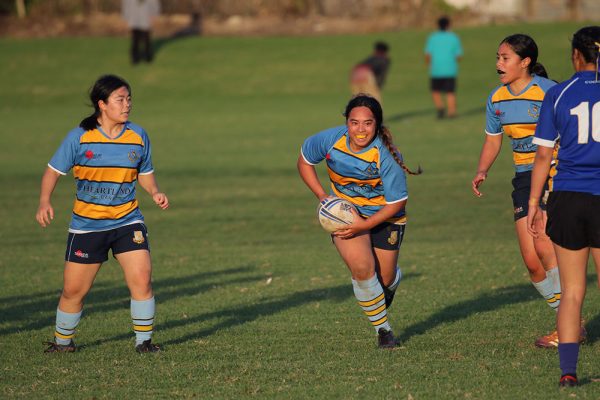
1 21 599 399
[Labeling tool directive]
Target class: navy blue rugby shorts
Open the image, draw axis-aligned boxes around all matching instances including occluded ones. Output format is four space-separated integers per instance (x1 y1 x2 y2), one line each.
65 223 150 264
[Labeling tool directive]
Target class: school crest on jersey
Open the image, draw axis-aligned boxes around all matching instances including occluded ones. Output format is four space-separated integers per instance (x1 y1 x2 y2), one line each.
363 162 379 178
527 103 540 119
128 150 140 163
387 230 398 246
133 231 145 244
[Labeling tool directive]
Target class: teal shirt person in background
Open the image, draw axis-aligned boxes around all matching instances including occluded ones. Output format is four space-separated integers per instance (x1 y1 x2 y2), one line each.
424 16 463 118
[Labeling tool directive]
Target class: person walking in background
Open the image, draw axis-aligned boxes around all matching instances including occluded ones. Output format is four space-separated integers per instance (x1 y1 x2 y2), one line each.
350 42 391 104
36 74 169 353
425 16 463 119
527 26 600 387
122 0 161 64
297 95 421 348
471 34 587 348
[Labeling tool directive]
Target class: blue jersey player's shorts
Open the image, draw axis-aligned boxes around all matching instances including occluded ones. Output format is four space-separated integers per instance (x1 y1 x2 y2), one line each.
546 191 600 250
370 222 405 251
511 171 548 221
65 223 150 264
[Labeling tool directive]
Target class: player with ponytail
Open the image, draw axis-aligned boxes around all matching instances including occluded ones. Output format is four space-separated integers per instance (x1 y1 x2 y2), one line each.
36 74 169 354
470 34 586 348
297 94 420 348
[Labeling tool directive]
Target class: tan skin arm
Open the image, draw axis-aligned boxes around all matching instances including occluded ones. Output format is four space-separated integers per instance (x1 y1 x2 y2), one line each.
472 134 503 197
297 154 407 239
297 155 329 202
138 172 169 209
526 145 553 238
36 167 62 227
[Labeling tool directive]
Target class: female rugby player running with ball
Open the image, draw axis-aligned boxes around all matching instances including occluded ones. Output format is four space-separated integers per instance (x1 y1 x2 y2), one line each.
298 94 420 348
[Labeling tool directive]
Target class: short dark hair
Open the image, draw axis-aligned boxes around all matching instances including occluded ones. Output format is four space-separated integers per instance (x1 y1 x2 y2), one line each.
438 16 450 31
374 41 389 53
571 26 600 64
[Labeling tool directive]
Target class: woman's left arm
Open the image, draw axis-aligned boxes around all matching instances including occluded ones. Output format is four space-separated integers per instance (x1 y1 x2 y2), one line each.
138 173 169 209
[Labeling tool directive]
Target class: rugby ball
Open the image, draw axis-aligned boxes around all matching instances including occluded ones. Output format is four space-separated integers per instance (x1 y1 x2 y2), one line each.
317 197 356 232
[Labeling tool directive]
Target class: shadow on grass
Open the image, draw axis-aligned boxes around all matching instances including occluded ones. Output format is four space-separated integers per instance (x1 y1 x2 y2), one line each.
400 283 537 344
0 265 260 335
84 272 422 348
160 284 352 346
158 271 421 346
578 376 600 386
400 276 600 345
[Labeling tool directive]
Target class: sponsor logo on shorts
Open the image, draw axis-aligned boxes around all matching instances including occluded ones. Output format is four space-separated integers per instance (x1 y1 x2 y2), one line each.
514 206 524 215
74 249 89 258
133 231 145 244
388 230 398 245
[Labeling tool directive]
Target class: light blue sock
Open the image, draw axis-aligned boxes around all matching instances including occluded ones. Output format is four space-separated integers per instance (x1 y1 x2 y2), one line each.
352 275 392 334
131 297 155 346
546 267 561 310
532 276 559 311
54 308 82 345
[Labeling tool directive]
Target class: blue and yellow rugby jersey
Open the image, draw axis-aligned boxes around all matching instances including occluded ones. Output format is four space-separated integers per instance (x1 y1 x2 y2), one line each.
301 125 408 224
485 75 556 173
48 121 153 233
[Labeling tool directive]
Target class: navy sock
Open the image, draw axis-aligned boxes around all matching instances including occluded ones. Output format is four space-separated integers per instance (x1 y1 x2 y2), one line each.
558 342 579 376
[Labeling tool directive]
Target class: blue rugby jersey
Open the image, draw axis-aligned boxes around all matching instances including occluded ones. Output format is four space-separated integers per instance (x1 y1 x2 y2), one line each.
485 75 556 173
533 71 600 194
48 121 153 233
301 125 408 224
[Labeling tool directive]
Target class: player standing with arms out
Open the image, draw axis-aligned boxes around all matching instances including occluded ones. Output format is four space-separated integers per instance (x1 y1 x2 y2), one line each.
36 74 169 353
527 26 600 387
297 95 421 348
471 34 584 348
